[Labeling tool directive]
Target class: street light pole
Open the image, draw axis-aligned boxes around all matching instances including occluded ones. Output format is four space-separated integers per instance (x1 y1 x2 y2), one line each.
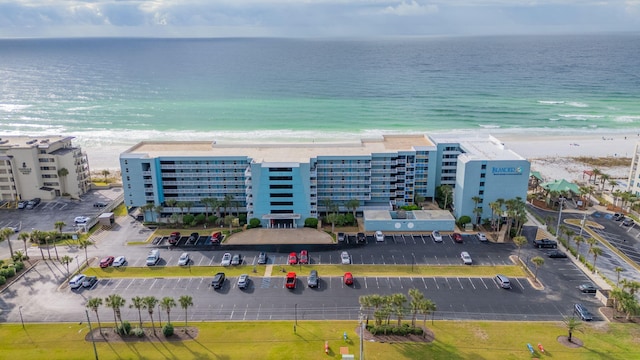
579 212 587 237
19 306 24 329
556 197 565 236
85 310 99 360
75 255 80 271
359 306 364 360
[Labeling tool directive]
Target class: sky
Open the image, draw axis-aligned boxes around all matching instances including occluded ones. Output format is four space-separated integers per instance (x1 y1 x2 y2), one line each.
0 0 638 38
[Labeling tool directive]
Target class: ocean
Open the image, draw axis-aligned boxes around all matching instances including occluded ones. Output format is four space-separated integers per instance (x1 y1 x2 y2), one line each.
1 34 639 167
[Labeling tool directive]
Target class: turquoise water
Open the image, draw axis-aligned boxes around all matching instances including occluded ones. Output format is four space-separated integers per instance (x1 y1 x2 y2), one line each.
1 35 639 148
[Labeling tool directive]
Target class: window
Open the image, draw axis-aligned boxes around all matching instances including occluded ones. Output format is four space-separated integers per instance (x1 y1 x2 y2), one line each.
270 184 293 189
271 201 294 206
270 193 293 198
269 176 293 181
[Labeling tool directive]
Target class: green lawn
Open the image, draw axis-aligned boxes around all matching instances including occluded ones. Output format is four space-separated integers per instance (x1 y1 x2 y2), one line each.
85 264 525 279
1 320 638 360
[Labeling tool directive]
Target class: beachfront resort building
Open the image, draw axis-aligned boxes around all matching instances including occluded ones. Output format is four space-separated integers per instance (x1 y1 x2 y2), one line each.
0 135 91 203
120 134 530 229
627 143 640 196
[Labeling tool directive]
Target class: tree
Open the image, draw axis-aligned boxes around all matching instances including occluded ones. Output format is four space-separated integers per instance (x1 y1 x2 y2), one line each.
590 246 603 273
564 316 583 343
564 228 575 247
178 295 193 327
78 238 92 267
345 198 360 218
359 295 373 326
54 221 66 234
43 235 52 260
18 232 30 257
143 296 159 334
574 236 585 259
223 193 234 217
615 266 625 287
101 169 111 183
586 237 597 255
105 294 126 330
390 293 407 326
160 297 176 325
321 198 334 219
60 255 73 276
419 299 437 329
531 256 544 282
201 197 216 222
591 168 602 185
0 227 15 259
57 167 69 195
326 213 339 233
86 297 103 335
600 173 610 191
440 185 453 210
30 230 45 259
130 296 145 328
408 288 424 327
512 236 527 261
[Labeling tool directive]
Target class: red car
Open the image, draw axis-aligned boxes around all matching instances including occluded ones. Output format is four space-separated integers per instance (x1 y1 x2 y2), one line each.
99 256 114 268
288 252 298 265
343 272 354 285
452 233 463 243
210 231 222 244
299 250 309 264
168 232 180 245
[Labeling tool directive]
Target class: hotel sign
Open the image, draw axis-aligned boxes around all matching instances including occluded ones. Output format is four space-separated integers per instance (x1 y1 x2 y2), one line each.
492 166 522 175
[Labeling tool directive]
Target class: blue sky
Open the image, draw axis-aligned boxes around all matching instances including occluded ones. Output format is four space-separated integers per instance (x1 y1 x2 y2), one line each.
0 0 638 38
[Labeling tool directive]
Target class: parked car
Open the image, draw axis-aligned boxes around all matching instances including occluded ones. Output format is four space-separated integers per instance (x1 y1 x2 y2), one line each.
75 216 91 224
288 252 298 265
375 231 385 242
168 232 181 245
578 283 598 293
341 251 351 265
231 254 242 266
533 239 558 249
221 253 232 266
112 256 127 267
69 274 86 290
432 231 443 242
17 200 27 209
299 250 309 264
452 233 463 243
178 252 190 266
494 274 511 289
357 232 366 243
460 251 472 265
623 218 635 227
210 231 222 243
25 198 41 209
82 276 98 288
308 270 319 288
285 272 297 289
237 274 249 289
187 232 199 245
477 232 488 242
211 272 226 289
99 256 114 268
146 249 160 266
257 252 268 265
613 213 625 221
574 303 593 321
547 250 567 258
337 232 345 242
93 201 108 208
343 272 354 285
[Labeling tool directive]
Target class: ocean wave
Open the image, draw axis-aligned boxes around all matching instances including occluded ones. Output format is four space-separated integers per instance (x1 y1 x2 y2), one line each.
566 102 589 108
558 114 604 121
478 124 501 129
614 115 640 123
537 100 565 105
66 105 103 112
0 104 32 112
548 118 560 121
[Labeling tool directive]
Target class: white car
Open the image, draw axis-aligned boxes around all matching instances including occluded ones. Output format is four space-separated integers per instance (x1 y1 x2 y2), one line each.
237 274 249 289
431 230 443 242
341 251 351 265
375 231 385 242
112 256 127 267
460 251 473 265
74 216 90 224
178 252 190 266
477 232 488 242
221 252 232 266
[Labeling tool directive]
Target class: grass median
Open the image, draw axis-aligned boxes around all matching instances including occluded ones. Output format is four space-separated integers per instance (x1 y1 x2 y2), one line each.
1 320 638 359
85 264 525 279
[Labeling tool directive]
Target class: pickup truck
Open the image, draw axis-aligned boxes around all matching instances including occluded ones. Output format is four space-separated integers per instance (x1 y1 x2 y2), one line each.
285 272 297 289
533 239 558 249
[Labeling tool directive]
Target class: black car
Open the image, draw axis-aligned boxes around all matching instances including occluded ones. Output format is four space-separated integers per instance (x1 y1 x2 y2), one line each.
547 250 567 258
357 232 366 243
623 218 635 227
578 283 597 293
257 252 268 265
187 232 199 245
533 239 558 249
613 213 625 221
93 201 108 208
82 276 98 288
211 272 226 289
574 303 593 321
308 270 319 288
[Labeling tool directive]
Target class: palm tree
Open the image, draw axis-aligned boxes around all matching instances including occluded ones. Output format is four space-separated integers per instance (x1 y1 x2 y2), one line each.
586 237 597 255
590 246 603 273
78 238 91 266
419 299 437 329
600 173 610 191
326 213 339 233
615 266 624 287
18 232 30 258
223 193 234 217
201 197 215 222
591 168 602 185
105 294 126 330
321 198 334 219
57 167 69 195
531 256 544 282
54 221 66 234
86 297 103 335
359 295 373 326
408 288 425 327
574 236 585 259
345 198 360 218
130 296 145 328
43 235 52 260
160 297 176 325
564 316 583 343
0 227 15 259
471 196 482 224
390 293 407 326
564 228 575 247
60 255 73 276
154 205 164 224
142 296 159 334
178 295 193 327
30 230 45 259
101 169 111 183
609 179 618 192
512 236 527 260
440 185 453 210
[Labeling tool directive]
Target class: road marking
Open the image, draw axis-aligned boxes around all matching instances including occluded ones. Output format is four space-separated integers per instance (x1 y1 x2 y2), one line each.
208 257 215 266
150 278 159 289
360 254 364 264
375 277 379 288
421 235 426 244
469 278 476 290
515 278 526 290
317 255 322 264
398 277 403 289
422 277 428 289
230 304 236 319
364 277 368 289
381 255 385 265
392 255 396 264
433 278 439 290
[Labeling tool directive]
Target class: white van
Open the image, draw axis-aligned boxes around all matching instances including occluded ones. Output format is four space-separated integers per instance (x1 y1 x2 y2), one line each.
69 274 86 290
146 249 160 266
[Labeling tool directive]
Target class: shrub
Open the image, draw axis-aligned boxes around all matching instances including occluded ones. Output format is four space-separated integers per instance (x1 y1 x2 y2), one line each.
0 267 16 278
183 214 195 225
457 215 471 227
248 218 261 229
238 214 247 225
194 214 205 224
131 327 145 337
0 275 6 285
411 327 424 335
13 261 24 272
162 323 174 337
116 321 131 335
304 218 319 228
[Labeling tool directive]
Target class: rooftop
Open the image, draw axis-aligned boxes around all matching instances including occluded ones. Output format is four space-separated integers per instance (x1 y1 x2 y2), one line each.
0 135 74 149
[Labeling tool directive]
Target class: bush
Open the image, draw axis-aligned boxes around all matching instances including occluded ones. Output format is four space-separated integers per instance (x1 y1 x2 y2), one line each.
0 275 5 285
304 218 319 228
0 267 16 278
194 214 206 225
182 214 195 225
238 214 247 225
248 218 261 229
116 321 131 335
162 323 174 336
131 327 145 337
13 261 24 272
458 215 471 227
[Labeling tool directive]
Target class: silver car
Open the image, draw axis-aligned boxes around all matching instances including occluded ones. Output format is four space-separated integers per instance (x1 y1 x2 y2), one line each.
341 251 351 265
237 274 249 289
178 252 190 266
221 253 232 266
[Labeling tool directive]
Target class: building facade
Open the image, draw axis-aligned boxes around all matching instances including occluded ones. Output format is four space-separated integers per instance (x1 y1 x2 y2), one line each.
0 135 91 203
627 142 640 196
120 134 529 228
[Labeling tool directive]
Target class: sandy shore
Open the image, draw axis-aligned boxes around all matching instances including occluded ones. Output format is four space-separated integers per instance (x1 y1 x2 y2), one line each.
84 131 639 186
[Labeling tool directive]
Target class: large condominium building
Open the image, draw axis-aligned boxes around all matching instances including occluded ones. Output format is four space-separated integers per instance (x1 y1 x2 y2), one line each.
0 135 91 203
628 143 640 196
120 134 530 228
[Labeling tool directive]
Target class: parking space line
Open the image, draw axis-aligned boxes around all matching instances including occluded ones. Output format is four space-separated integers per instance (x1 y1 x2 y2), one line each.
364 277 368 289
391 255 396 264
208 257 215 266
444 278 451 289
398 277 403 289
515 278 526 290
360 254 364 264
422 277 428 289
318 255 322 265
457 277 463 289
375 277 379 288
433 278 439 290
381 255 385 265
125 279 134 290
468 278 476 290
150 278 159 289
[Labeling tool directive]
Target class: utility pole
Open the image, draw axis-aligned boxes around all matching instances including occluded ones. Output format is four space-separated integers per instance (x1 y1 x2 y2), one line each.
556 197 565 236
579 212 587 237
359 307 364 360
85 310 99 360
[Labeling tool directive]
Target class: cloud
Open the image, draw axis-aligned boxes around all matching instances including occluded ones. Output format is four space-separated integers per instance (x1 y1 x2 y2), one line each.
380 1 438 16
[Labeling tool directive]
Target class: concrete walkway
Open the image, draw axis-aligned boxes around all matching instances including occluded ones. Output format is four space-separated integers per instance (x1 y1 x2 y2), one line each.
223 227 334 245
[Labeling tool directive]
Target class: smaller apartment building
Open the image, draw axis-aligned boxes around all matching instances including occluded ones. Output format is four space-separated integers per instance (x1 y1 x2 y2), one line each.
0 136 91 202
120 134 529 228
